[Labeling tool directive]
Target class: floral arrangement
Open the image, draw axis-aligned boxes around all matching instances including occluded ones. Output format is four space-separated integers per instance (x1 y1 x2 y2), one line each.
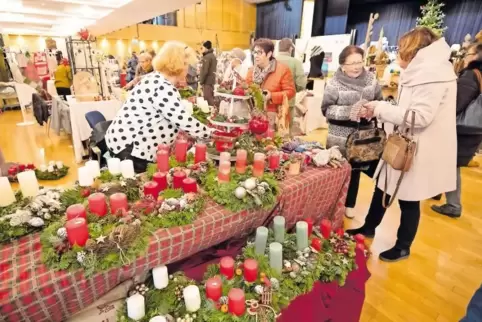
211 114 249 124
35 161 69 180
0 189 65 243
6 163 36 182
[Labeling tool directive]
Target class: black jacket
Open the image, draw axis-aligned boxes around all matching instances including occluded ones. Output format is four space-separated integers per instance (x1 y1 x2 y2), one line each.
32 93 49 126
456 60 482 166
199 49 217 86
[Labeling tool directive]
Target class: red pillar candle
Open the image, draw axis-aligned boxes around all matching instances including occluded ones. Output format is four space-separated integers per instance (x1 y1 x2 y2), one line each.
157 150 170 173
243 259 258 282
320 219 332 239
153 172 168 192
194 143 207 164
252 153 265 178
218 161 231 183
182 177 198 194
173 171 187 189
144 181 159 199
228 288 246 316
65 218 89 247
235 149 247 174
110 193 128 215
66 204 87 221
268 152 280 170
220 256 235 280
88 193 107 217
205 276 222 301
265 128 275 139
304 218 314 236
157 143 170 153
175 139 188 163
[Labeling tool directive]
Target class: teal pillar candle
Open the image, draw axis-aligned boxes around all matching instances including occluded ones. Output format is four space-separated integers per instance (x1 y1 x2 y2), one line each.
254 226 269 255
273 216 285 243
296 221 309 251
269 242 283 274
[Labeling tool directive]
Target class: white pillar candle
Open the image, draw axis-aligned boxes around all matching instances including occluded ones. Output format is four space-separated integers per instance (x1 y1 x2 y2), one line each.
120 159 135 179
0 177 16 207
152 265 169 289
149 316 167 322
17 170 39 198
183 285 201 312
78 166 94 187
86 160 101 178
126 293 145 320
56 161 64 169
107 158 121 175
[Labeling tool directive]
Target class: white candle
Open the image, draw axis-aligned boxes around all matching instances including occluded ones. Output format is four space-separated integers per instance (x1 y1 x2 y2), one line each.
17 170 39 198
56 161 64 169
149 316 167 322
183 285 201 312
0 177 16 207
120 160 135 179
107 158 121 175
86 160 101 178
126 293 145 320
152 265 169 289
78 166 93 187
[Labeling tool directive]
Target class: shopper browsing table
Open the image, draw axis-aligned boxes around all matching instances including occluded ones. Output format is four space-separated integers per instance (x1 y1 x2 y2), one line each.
106 42 212 173
199 41 217 106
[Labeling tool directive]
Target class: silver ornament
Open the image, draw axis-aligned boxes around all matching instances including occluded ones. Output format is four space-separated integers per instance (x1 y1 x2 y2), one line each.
234 187 246 199
219 296 229 304
57 227 67 239
76 251 86 264
256 186 266 195
270 278 280 290
254 285 264 294
28 217 45 227
43 213 52 220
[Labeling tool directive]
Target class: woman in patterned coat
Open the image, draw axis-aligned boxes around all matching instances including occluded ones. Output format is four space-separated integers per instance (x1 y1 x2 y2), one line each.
321 45 383 219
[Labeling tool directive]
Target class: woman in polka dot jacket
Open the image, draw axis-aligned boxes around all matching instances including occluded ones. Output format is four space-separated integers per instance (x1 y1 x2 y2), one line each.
106 41 212 173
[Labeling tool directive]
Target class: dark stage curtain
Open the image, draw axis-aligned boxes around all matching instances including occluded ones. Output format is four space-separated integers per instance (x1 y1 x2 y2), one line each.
256 0 304 39
444 0 482 45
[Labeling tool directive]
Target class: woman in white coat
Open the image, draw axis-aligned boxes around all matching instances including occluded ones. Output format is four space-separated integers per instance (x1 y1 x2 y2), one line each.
347 27 457 262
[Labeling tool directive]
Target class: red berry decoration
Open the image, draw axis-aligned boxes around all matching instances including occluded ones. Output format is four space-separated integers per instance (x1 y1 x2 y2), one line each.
18 164 26 172
354 234 365 244
26 163 35 170
336 228 344 238
8 167 17 176
80 188 91 198
232 87 245 96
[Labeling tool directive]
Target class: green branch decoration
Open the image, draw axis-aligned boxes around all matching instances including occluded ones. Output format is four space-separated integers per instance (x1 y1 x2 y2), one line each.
35 166 69 180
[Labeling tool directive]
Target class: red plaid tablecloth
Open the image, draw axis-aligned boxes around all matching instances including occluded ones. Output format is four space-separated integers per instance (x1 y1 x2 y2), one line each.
0 165 350 322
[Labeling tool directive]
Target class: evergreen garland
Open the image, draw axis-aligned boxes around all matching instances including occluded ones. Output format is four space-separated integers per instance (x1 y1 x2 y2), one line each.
35 166 69 180
416 0 447 36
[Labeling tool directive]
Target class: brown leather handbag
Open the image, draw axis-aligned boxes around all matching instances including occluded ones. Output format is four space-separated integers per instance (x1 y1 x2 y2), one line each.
381 109 417 208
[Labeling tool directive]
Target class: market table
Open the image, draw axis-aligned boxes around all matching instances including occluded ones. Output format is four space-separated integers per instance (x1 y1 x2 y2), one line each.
0 165 350 322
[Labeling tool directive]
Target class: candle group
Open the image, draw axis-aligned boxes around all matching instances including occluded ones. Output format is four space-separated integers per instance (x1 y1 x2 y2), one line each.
254 226 269 255
152 265 169 290
127 293 145 320
156 150 169 173
66 204 87 221
88 193 107 216
269 242 283 274
65 218 89 247
252 153 265 178
194 143 207 164
173 171 187 189
0 177 16 207
228 288 245 316
243 259 258 282
183 285 201 312
220 256 235 280
107 158 121 175
235 149 247 174
296 221 309 251
273 216 285 243
175 139 188 163
205 276 222 301
17 170 39 197
110 193 128 215
120 159 135 178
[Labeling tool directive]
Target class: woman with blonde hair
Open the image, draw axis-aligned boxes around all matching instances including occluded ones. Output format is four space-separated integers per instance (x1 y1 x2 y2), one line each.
347 27 457 262
106 42 212 173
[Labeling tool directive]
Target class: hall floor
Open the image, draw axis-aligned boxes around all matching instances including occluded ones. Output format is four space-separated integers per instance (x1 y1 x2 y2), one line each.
1 110 481 322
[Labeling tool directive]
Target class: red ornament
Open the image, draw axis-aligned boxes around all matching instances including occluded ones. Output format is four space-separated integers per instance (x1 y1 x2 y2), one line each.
336 228 344 238
78 28 90 41
233 87 245 96
26 163 35 170
354 234 365 244
249 115 269 135
8 167 17 176
320 219 332 239
311 238 322 251
81 188 91 198
18 164 26 172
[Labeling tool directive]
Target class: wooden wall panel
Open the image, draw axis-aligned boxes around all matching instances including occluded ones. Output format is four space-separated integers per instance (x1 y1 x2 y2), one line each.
183 4 197 29
207 0 224 31
195 1 207 30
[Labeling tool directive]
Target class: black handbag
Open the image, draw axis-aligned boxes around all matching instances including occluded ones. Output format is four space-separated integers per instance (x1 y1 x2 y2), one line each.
345 119 387 167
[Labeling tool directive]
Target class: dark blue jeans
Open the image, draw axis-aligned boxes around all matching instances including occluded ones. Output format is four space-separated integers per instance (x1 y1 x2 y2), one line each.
461 285 482 322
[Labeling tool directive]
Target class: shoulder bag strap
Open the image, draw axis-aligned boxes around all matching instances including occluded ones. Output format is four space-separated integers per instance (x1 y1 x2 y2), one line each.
382 151 409 208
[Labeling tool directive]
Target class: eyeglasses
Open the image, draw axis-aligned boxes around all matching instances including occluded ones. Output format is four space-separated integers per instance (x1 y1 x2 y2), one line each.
344 61 364 67
253 50 265 56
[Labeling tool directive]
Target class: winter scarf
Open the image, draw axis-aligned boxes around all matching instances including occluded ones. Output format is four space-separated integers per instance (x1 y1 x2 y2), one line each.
253 59 276 85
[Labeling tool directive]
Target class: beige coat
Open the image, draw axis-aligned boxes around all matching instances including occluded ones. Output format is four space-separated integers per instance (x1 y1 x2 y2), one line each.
374 38 457 201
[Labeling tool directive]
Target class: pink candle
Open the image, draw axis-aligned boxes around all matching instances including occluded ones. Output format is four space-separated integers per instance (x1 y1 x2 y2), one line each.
157 150 170 173
88 193 107 217
266 128 275 139
220 256 235 280
182 177 198 194
243 259 258 282
66 204 87 221
252 153 265 178
305 218 314 236
194 143 207 164
228 288 246 316
205 276 222 301
268 152 280 170
65 218 89 247
175 139 188 163
220 152 231 164
235 149 247 174
144 181 159 199
153 172 168 192
173 171 187 189
109 193 128 215
218 161 231 183
157 143 170 153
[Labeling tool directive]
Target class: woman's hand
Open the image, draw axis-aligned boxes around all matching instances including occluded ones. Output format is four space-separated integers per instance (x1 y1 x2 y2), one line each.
263 90 272 102
360 101 377 119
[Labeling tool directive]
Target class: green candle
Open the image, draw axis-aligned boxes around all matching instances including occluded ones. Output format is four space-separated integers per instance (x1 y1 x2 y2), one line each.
254 226 269 255
273 216 285 243
296 221 309 251
269 242 283 274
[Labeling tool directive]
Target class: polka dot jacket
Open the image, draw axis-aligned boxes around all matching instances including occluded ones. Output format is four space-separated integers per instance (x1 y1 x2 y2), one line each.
106 72 211 161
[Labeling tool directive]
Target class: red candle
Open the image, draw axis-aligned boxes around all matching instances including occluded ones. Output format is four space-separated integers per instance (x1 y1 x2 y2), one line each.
205 276 222 301
268 152 280 170
182 177 198 194
336 228 345 238
173 171 186 189
175 139 188 163
65 218 89 247
194 143 207 164
218 161 231 183
235 149 247 174
243 259 258 282
88 193 107 217
265 128 275 139
157 150 170 173
66 204 87 221
252 153 265 178
304 218 314 236
320 219 332 239
153 172 168 192
144 181 159 199
228 288 246 316
220 256 235 280
157 143 170 153
354 234 365 244
311 238 322 251
110 193 128 215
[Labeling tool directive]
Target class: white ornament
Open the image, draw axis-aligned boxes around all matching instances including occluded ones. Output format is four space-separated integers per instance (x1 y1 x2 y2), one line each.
47 165 55 173
48 161 55 167
43 213 51 220
76 251 86 264
28 217 45 227
39 165 48 172
56 161 64 169
254 285 264 294
244 178 257 190
57 227 67 239
234 187 246 199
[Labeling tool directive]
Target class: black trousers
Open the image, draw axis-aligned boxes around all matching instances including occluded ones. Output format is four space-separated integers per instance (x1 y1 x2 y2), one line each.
56 87 71 100
111 145 149 174
365 187 421 249
346 160 379 208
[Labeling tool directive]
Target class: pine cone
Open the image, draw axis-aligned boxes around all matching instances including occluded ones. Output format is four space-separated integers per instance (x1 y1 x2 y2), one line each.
274 168 287 181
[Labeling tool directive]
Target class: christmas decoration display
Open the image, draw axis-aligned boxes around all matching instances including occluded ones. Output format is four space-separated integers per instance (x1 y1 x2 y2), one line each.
6 163 36 182
416 0 447 36
35 161 69 180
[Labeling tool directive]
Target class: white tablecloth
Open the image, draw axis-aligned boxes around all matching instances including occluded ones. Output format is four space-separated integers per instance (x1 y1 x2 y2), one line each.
69 99 122 163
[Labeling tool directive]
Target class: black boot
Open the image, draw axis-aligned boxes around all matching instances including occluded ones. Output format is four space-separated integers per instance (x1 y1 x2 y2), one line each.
379 246 410 262
346 226 375 238
431 194 442 201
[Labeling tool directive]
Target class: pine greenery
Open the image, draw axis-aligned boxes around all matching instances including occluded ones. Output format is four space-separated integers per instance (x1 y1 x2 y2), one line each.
416 0 447 36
